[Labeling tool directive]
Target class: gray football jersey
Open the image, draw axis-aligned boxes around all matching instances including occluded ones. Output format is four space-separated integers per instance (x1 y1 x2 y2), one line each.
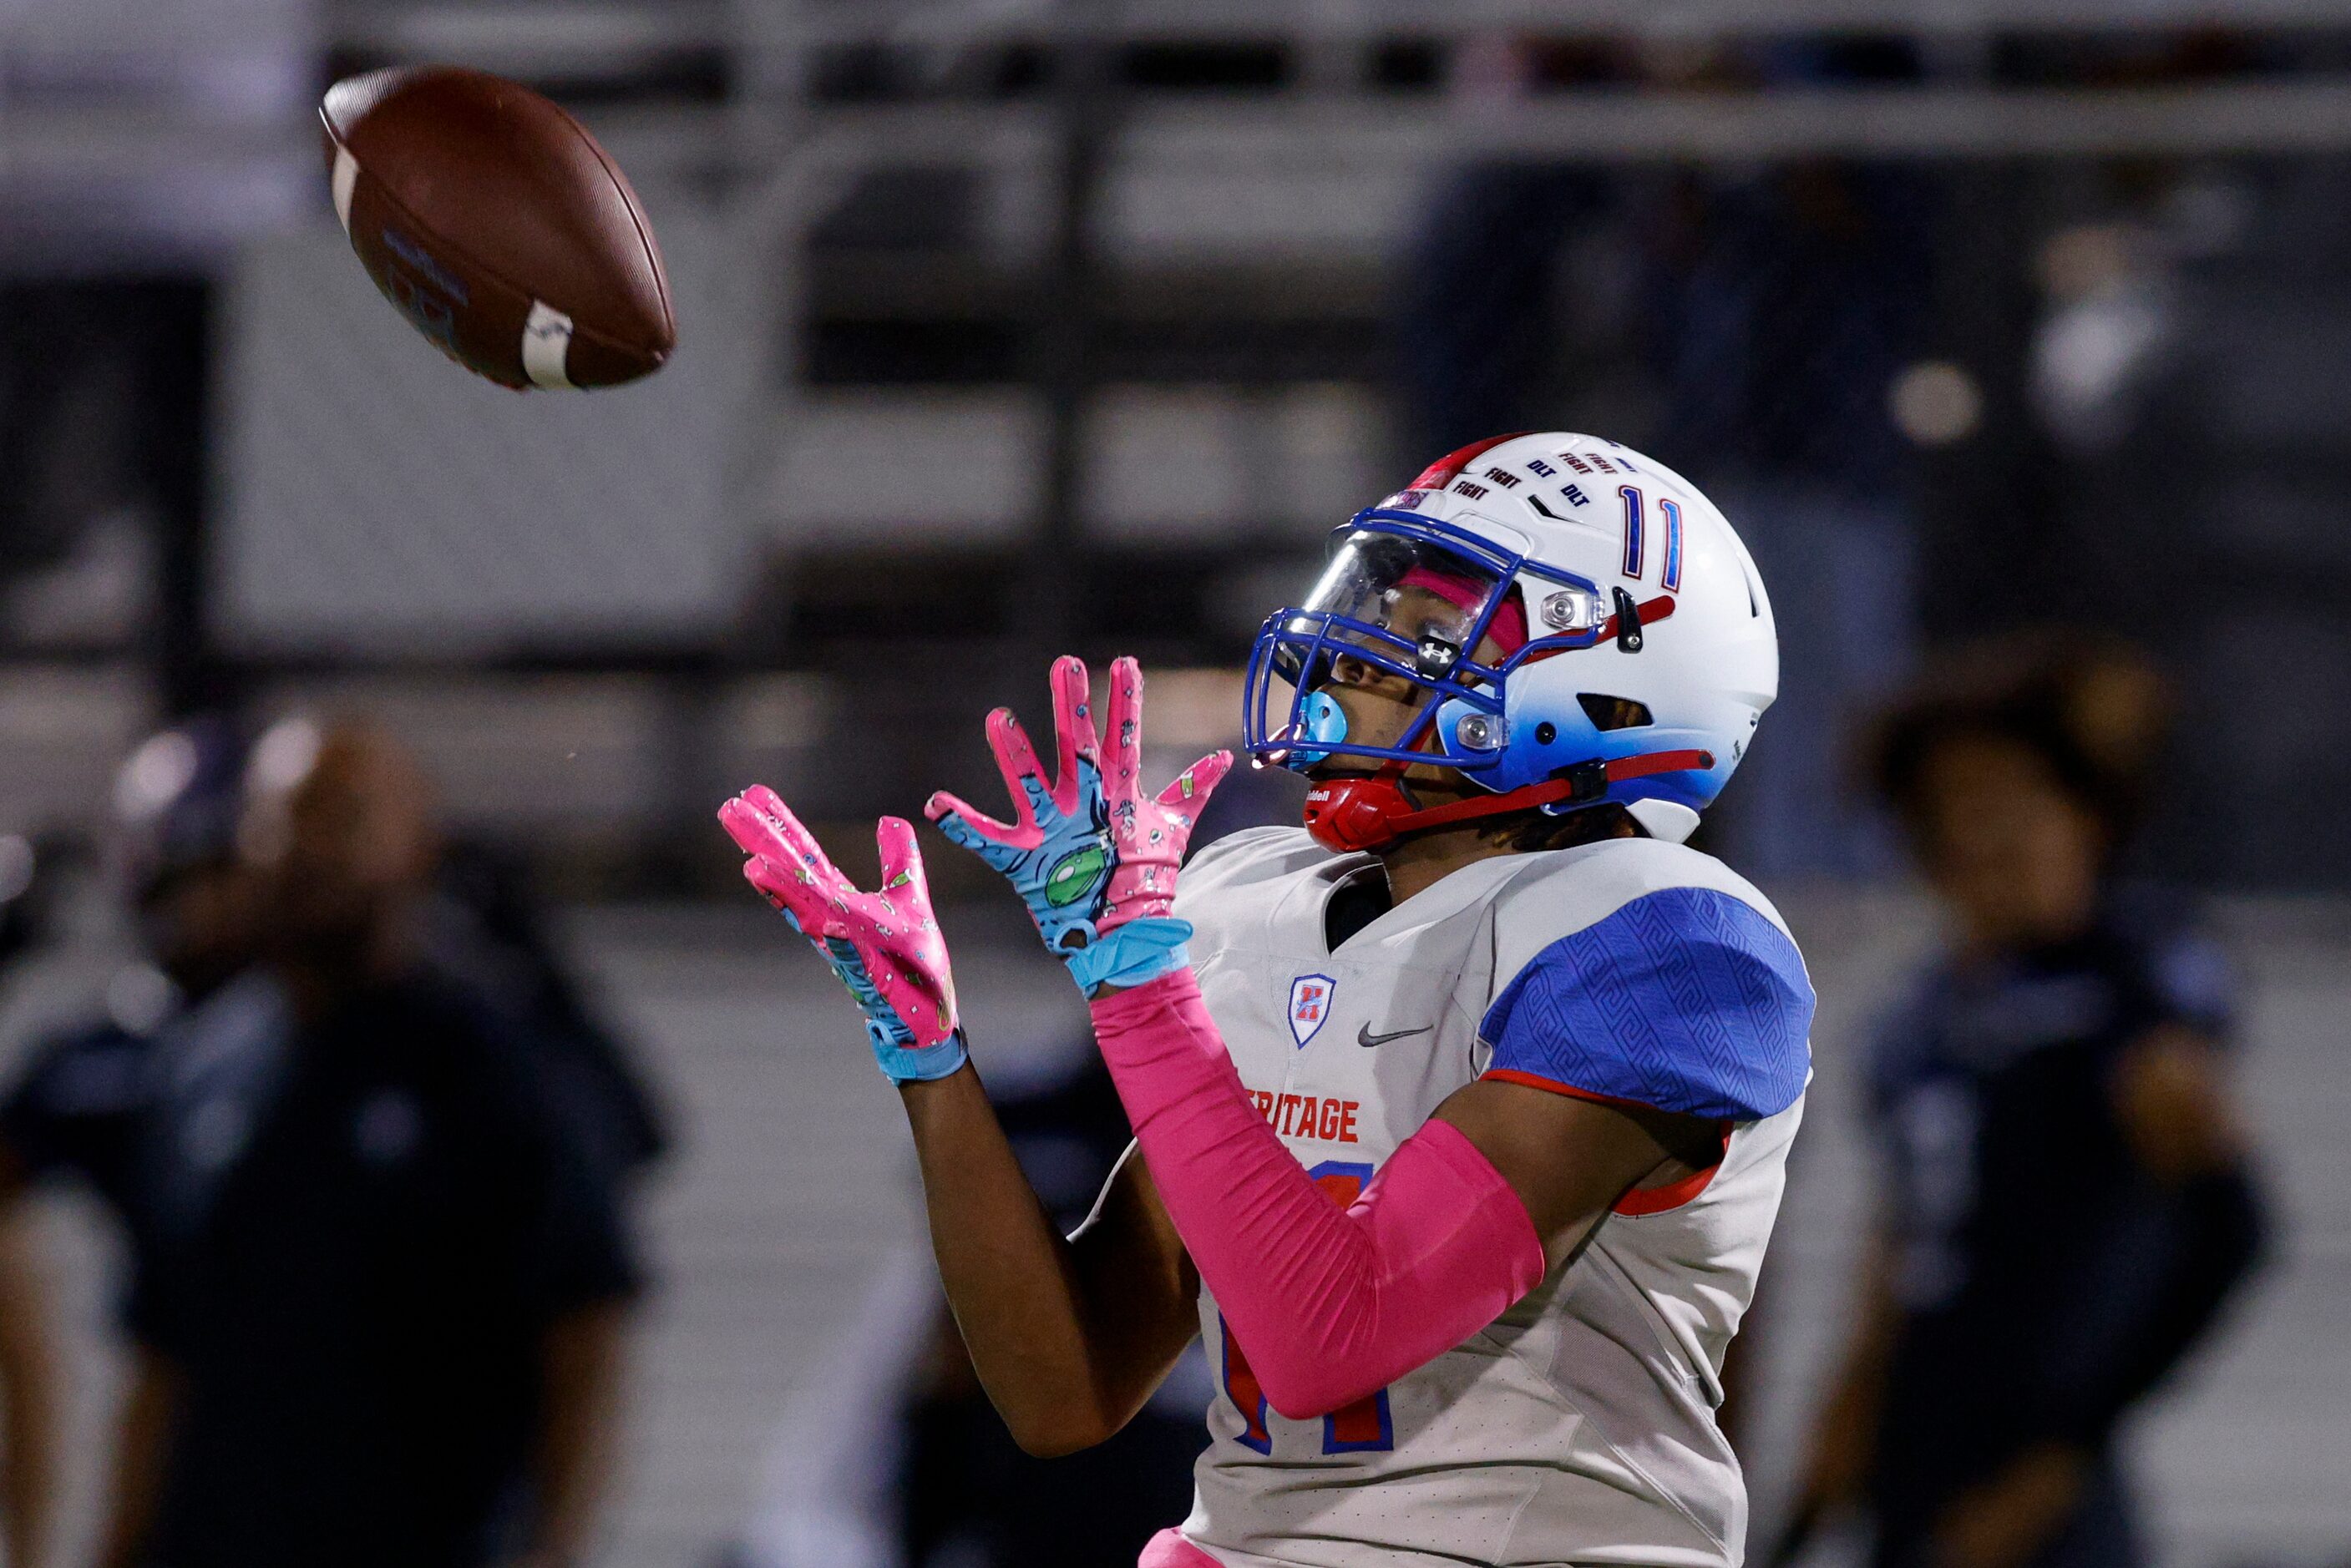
1148 827 1807 1568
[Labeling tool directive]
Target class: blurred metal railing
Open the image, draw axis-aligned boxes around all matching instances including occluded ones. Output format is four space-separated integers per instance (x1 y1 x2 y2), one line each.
17 0 2351 883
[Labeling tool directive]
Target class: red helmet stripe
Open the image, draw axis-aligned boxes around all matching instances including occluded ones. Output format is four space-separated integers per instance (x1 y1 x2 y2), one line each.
1513 594 1674 669
1408 433 1532 491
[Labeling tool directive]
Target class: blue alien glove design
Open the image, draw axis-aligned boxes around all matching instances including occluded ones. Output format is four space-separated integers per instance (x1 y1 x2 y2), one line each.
925 655 1231 996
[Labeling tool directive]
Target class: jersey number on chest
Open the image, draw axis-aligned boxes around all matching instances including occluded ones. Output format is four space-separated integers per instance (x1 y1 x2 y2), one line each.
1219 1160 1396 1455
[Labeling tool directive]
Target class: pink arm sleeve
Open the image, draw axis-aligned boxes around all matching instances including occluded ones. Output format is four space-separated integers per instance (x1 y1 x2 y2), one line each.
1089 970 1546 1420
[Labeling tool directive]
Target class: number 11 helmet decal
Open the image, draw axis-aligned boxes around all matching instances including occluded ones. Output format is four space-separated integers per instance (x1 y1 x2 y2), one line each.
1243 432 1778 852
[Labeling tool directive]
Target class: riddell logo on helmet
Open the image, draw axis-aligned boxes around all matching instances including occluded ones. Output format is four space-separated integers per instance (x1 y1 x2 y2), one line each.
1300 777 1418 853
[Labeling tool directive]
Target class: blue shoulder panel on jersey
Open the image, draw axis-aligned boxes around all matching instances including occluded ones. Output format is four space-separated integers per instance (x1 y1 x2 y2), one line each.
1480 887 1814 1121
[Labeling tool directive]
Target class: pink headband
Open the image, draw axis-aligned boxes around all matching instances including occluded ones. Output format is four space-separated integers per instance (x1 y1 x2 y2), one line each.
1396 567 1528 657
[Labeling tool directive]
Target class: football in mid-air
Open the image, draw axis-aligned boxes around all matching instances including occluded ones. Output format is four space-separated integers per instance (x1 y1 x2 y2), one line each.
320 65 675 391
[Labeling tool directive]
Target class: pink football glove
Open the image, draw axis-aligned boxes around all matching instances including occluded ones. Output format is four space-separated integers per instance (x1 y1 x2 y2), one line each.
717 785 966 1082
925 655 1230 994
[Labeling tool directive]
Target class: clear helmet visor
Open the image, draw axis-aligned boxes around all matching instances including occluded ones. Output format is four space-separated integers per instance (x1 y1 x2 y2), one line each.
1244 513 1614 772
1273 531 1507 687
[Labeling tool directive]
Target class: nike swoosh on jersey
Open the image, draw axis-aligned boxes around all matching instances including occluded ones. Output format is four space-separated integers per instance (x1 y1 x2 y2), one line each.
1357 1023 1432 1048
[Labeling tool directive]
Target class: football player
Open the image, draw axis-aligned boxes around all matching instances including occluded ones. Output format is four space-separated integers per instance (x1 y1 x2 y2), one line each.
722 432 1813 1568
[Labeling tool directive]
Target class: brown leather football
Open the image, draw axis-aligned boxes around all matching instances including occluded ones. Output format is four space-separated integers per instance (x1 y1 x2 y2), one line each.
321 66 675 390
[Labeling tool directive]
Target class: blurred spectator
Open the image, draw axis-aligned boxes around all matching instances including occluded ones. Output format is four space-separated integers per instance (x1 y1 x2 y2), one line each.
0 719 647 1568
426 839 672 1185
124 719 641 1568
735 1042 1207 1568
1 718 266 1568
1781 636 2268 1568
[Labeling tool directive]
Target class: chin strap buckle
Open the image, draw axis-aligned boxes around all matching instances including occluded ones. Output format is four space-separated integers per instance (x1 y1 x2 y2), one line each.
1554 758 1611 805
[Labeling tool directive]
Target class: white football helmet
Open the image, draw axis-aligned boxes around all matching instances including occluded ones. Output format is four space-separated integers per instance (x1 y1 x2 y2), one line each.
1243 432 1779 852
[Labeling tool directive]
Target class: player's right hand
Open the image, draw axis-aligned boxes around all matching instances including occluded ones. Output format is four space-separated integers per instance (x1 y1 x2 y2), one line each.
717 785 968 1085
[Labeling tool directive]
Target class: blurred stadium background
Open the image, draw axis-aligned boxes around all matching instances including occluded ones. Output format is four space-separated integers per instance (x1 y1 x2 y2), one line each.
4 2 2350 1565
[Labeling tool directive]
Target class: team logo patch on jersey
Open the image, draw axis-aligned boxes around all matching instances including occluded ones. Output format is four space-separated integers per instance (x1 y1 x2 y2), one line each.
1288 974 1336 1048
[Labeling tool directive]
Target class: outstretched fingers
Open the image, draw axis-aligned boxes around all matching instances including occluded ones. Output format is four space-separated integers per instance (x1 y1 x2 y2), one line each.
985 706 1052 828
1047 654 1100 813
925 788 1016 856
874 815 931 911
925 704 1054 852
1158 748 1234 815
717 794 782 861
742 854 841 937
1103 655 1144 802
742 790 846 879
724 787 835 878
722 786 869 928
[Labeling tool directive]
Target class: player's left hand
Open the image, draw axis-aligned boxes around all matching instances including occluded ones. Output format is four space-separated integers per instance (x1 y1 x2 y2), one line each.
926 655 1230 996
718 785 967 1084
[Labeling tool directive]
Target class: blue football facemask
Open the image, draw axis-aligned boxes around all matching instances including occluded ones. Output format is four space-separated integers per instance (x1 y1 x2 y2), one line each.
1243 511 1607 774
